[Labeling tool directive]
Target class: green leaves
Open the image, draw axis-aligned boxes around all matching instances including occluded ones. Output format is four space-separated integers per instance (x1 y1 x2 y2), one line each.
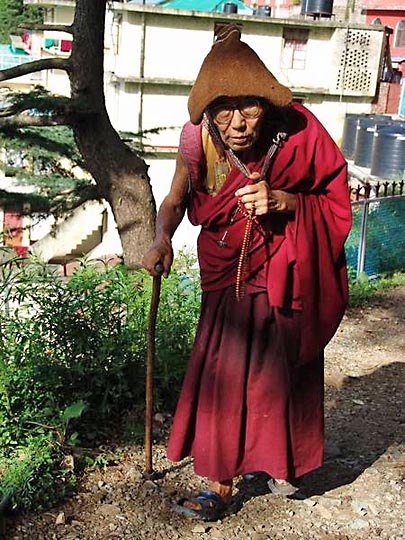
61 401 87 422
0 251 201 510
0 0 42 42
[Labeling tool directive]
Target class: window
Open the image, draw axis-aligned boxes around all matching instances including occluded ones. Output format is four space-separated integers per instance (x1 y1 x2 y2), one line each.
43 36 73 54
282 28 309 70
394 21 405 48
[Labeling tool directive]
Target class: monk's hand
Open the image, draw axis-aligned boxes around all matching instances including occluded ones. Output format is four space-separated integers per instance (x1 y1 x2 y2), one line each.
142 239 173 278
235 175 271 216
268 189 297 213
235 174 297 215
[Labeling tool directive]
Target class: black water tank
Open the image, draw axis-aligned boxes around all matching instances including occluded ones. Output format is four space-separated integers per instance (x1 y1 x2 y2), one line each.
341 113 390 160
301 0 308 14
255 6 271 16
223 2 238 13
354 118 393 168
341 113 362 159
370 123 405 179
304 0 333 16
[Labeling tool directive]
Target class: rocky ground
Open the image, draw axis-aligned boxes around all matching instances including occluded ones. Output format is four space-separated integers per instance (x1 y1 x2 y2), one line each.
4 287 405 540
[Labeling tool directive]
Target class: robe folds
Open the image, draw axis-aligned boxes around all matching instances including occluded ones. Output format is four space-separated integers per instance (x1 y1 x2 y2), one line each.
167 103 352 481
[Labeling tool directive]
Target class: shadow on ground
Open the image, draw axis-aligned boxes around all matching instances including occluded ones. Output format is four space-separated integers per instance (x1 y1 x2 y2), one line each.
300 361 404 497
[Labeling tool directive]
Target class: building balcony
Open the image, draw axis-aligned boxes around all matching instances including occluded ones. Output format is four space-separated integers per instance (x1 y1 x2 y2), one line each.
0 44 38 71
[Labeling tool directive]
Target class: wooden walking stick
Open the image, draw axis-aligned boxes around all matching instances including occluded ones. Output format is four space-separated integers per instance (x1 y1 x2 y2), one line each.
145 262 163 475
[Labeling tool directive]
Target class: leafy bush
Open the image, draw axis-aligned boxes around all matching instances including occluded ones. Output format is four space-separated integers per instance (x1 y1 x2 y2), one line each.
0 250 200 510
348 266 405 307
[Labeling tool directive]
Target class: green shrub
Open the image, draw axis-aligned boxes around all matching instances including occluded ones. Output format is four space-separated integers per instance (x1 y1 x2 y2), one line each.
0 250 200 510
348 266 405 307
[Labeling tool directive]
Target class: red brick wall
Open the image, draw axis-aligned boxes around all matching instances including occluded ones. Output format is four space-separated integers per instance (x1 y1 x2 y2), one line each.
372 82 402 114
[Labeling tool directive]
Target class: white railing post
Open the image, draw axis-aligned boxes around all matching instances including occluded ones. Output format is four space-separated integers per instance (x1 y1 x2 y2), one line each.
356 199 369 279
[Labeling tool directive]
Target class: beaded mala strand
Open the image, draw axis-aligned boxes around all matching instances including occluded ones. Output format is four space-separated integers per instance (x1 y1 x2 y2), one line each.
235 201 256 302
203 113 287 301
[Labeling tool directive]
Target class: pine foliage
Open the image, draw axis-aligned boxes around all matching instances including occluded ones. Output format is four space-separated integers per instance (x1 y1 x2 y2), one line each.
0 0 43 42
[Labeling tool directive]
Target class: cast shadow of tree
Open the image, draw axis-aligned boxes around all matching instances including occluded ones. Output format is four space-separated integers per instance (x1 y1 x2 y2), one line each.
300 360 404 497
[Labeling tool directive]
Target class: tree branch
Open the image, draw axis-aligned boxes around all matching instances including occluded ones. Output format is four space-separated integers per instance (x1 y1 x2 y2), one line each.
0 58 71 82
0 107 17 118
19 23 74 34
0 114 70 128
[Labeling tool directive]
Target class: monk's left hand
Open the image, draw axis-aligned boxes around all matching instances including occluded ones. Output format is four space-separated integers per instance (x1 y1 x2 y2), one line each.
235 175 296 215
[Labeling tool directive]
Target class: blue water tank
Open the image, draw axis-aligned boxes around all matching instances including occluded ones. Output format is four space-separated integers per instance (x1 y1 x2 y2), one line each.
254 6 271 16
354 118 393 168
301 0 308 14
342 113 390 160
341 114 362 159
370 123 405 179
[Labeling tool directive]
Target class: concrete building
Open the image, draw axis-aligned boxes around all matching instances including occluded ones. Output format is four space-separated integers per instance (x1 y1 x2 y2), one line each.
2 1 390 257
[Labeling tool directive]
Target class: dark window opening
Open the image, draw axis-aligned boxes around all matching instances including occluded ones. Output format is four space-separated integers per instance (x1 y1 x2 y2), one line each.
282 28 309 70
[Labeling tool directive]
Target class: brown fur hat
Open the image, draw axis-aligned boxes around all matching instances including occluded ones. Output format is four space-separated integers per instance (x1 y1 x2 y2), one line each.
188 24 293 125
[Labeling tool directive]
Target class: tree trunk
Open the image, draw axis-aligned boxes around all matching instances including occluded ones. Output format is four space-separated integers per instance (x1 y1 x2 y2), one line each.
69 0 156 268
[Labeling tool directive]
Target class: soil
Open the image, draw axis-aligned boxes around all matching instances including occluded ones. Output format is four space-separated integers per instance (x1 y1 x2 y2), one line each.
4 287 405 540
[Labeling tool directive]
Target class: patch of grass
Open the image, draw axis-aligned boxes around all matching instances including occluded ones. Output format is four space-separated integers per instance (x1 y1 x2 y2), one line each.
349 268 405 307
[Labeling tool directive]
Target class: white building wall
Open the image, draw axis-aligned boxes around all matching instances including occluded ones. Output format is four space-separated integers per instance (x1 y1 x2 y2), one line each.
141 89 188 147
114 14 143 77
281 29 332 89
241 27 287 86
143 18 212 81
111 82 141 132
147 157 200 252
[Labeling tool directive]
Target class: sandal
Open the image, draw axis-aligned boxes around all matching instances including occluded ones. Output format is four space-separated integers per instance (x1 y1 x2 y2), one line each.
267 478 298 496
174 489 228 521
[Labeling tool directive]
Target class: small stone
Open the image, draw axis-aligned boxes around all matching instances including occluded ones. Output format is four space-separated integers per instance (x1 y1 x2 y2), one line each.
251 533 271 540
367 502 379 515
303 498 317 507
316 504 332 519
209 528 224 539
192 524 208 533
351 500 368 513
351 518 369 529
154 412 165 424
61 454 75 470
55 512 65 526
99 504 121 517
320 497 342 508
143 480 158 491
336 510 356 524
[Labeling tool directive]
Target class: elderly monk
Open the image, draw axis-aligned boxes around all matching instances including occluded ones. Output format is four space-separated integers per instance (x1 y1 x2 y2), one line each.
142 24 352 520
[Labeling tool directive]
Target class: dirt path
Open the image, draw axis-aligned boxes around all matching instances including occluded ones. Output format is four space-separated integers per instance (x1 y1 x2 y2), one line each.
6 287 405 540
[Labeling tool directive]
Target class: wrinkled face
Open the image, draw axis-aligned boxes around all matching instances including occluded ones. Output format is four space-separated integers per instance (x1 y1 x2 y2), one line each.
208 97 266 151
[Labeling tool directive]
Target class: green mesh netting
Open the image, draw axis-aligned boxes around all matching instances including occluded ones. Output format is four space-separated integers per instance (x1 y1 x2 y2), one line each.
346 197 405 276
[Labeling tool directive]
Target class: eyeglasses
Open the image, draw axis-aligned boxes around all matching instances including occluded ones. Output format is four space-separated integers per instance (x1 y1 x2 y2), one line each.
209 98 264 126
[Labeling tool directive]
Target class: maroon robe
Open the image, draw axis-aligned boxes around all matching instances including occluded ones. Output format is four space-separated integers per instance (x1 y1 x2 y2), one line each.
167 103 352 481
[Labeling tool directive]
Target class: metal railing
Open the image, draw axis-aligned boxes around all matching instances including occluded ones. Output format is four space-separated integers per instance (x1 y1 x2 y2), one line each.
0 52 37 71
346 181 405 278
